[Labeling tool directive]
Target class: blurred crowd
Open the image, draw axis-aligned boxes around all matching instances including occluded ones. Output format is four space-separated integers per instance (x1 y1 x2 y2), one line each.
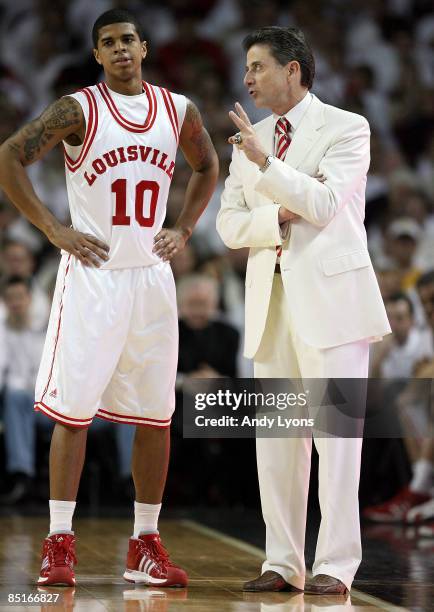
0 0 433 524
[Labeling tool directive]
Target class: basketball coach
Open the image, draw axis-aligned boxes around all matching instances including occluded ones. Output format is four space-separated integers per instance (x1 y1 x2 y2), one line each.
216 26 391 595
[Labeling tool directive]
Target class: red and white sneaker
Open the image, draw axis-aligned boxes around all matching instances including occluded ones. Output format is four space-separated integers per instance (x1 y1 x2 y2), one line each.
37 534 77 586
363 487 431 523
123 533 187 587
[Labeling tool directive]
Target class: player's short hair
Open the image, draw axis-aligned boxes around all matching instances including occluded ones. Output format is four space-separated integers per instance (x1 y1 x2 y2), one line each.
243 26 315 89
92 9 144 47
386 291 414 316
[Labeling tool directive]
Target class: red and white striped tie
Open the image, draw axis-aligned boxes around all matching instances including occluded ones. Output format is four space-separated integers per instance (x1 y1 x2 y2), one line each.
275 117 291 257
275 117 291 160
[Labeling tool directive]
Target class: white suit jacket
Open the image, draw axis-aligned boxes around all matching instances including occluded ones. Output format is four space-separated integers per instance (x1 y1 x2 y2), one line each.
217 95 391 359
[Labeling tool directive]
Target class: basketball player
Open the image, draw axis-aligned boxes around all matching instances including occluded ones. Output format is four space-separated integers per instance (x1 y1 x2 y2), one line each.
0 9 218 587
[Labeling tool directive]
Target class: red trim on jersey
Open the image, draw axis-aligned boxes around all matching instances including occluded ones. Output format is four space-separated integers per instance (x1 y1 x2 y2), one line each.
96 407 171 426
97 81 157 133
39 256 71 405
159 87 179 143
165 89 179 133
35 402 93 428
64 88 98 172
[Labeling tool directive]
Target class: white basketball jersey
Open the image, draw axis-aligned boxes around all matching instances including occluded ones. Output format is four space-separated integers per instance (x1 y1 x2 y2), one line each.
63 81 187 269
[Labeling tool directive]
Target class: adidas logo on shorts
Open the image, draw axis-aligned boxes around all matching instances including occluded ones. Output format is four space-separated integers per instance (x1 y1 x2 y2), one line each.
49 389 58 399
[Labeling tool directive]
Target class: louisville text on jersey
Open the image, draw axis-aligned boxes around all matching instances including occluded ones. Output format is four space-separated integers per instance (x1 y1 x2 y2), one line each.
84 146 175 186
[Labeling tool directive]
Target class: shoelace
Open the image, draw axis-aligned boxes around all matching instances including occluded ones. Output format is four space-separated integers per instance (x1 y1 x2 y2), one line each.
46 538 77 567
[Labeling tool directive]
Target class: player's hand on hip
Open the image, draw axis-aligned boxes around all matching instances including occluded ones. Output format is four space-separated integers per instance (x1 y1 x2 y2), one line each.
228 102 268 167
153 228 186 261
47 224 110 267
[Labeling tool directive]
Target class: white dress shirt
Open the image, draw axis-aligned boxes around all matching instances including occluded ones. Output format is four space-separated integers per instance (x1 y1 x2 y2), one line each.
273 92 313 142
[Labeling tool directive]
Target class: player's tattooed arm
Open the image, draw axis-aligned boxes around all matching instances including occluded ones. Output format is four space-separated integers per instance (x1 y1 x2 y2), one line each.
5 96 84 165
179 99 218 172
0 98 109 266
154 99 219 262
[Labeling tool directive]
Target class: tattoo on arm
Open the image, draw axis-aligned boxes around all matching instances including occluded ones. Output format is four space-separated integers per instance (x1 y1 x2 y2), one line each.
183 100 215 171
6 96 83 164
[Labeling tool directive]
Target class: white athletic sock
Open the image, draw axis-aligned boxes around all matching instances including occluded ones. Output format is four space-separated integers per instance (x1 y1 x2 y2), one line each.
409 459 433 494
133 501 161 538
49 500 76 535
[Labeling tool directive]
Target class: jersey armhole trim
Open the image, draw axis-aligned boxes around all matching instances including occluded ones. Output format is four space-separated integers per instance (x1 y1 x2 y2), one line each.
64 88 98 172
159 87 179 144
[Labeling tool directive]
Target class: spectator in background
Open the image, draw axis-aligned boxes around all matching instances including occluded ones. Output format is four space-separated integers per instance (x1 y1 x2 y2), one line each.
177 273 239 383
370 292 433 379
403 191 434 271
383 218 423 291
0 276 48 504
0 240 50 330
345 65 392 143
174 272 240 506
156 10 229 95
364 272 434 524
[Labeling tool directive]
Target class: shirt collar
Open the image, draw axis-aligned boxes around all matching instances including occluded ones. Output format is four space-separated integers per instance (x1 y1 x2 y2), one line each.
274 91 313 132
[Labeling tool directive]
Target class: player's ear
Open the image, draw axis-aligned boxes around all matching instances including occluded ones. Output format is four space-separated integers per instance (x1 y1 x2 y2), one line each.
93 48 102 65
141 41 147 60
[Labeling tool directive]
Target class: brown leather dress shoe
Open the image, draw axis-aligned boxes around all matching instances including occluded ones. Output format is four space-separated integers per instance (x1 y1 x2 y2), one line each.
304 574 348 594
243 570 302 592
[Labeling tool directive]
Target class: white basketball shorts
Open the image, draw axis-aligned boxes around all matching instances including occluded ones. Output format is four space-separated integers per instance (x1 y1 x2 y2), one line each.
34 254 178 428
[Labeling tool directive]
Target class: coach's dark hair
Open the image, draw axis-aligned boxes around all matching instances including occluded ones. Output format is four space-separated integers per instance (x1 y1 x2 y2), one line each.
243 26 315 89
92 9 144 47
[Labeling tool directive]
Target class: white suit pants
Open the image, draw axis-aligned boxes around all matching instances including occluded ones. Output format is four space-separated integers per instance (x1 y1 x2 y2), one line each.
254 274 369 590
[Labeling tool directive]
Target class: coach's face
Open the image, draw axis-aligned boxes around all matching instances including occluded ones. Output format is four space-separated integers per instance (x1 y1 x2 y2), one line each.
244 44 297 112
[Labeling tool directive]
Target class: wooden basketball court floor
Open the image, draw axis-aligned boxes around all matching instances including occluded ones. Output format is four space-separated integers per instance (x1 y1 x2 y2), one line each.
0 517 410 611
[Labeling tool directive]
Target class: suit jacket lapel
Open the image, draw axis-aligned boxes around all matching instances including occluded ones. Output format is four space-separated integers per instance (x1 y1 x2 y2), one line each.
284 95 326 169
255 116 275 155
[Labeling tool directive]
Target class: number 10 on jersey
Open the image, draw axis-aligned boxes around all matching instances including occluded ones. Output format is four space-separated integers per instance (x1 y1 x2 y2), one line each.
111 179 159 227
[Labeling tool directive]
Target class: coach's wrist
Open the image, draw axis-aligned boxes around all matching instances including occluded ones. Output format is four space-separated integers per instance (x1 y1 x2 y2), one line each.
258 155 273 173
255 154 268 169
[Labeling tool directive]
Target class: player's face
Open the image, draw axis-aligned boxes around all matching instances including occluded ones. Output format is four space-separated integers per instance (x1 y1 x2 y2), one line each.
94 23 146 80
244 44 293 111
